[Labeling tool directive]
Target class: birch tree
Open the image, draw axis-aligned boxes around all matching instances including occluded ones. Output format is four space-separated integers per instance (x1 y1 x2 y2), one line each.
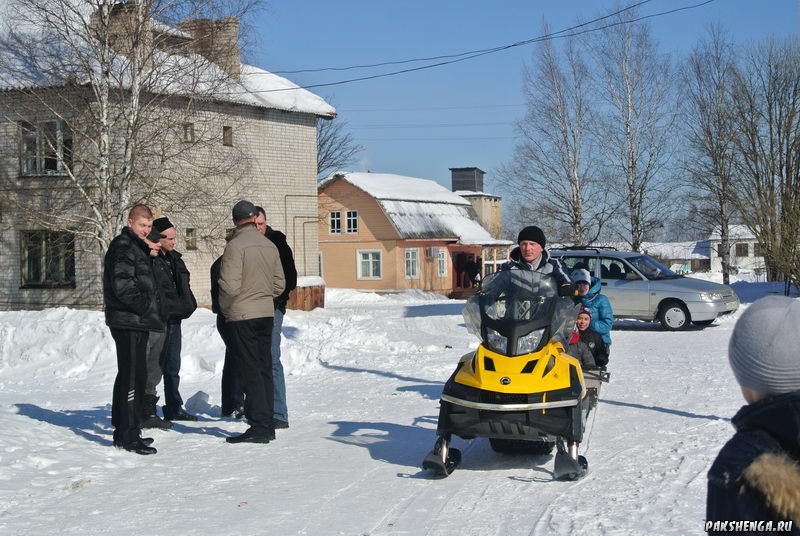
681 26 738 284
500 29 610 246
0 0 259 257
729 37 800 285
591 8 676 251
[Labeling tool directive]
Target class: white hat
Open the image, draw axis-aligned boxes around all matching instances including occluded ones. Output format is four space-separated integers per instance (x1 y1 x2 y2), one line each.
571 269 591 285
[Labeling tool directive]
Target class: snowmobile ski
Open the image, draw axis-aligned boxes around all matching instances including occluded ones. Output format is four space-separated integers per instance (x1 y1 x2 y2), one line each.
553 438 588 481
422 436 461 477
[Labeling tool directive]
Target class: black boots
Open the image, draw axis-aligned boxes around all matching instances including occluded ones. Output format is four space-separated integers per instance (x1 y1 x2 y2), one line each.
114 437 157 455
163 405 198 422
141 395 173 430
225 427 275 444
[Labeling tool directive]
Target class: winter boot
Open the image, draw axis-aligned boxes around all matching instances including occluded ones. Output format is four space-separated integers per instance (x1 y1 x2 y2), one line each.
140 395 173 430
163 405 198 422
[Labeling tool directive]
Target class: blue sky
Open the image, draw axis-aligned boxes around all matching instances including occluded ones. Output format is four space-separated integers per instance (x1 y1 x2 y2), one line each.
248 1 797 192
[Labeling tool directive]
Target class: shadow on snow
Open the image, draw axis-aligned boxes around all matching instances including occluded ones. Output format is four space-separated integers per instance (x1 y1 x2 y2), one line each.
600 398 730 421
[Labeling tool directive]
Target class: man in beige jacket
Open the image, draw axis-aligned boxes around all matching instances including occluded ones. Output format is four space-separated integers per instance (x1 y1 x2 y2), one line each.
219 200 285 443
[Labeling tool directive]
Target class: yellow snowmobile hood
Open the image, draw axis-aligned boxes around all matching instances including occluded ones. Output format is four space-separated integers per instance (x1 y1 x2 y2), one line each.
454 340 586 399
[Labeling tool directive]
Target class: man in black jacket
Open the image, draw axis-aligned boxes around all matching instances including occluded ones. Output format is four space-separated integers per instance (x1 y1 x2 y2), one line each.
152 216 198 421
104 204 163 455
255 206 297 429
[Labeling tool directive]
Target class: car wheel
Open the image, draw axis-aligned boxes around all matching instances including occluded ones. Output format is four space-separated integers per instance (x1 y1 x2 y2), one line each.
659 301 690 331
693 319 715 327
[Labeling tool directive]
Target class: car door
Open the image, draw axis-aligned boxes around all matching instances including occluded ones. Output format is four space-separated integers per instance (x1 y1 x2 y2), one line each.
598 257 652 319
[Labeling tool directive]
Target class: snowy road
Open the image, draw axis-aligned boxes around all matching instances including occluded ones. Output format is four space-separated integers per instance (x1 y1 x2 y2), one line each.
0 286 755 535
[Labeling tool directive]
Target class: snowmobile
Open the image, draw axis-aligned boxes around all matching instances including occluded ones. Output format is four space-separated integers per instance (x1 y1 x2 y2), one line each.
422 269 609 480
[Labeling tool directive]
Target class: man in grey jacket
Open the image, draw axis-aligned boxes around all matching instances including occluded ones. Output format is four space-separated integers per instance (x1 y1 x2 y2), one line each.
219 200 285 443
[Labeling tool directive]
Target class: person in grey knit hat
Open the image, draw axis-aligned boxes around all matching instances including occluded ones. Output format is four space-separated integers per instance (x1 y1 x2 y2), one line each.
706 296 800 532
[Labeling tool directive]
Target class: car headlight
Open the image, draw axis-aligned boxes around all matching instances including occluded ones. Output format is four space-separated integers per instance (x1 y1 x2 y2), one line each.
516 328 545 354
700 292 723 302
487 328 507 353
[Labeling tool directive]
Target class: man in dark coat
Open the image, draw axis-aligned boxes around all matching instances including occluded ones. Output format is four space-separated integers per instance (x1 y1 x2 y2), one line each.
104 204 163 455
706 296 800 533
152 216 198 421
501 225 572 295
255 206 297 429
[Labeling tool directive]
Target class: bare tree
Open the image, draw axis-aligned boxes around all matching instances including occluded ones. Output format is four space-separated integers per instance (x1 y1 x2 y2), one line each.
729 37 800 286
681 26 738 284
317 112 362 180
0 0 259 259
499 28 612 246
591 8 676 251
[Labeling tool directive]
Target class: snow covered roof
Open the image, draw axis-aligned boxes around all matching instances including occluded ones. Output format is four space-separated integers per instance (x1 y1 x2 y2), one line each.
320 172 511 246
0 3 336 118
642 241 711 260
709 224 756 241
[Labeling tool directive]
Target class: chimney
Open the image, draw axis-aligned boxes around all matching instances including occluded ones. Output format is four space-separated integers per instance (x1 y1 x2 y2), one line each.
93 1 154 64
179 17 241 82
450 167 485 192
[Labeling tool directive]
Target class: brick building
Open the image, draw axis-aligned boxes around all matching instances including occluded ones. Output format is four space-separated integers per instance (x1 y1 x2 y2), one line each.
0 4 334 310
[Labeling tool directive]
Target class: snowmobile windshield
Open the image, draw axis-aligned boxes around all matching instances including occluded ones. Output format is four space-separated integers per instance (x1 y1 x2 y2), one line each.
463 270 578 356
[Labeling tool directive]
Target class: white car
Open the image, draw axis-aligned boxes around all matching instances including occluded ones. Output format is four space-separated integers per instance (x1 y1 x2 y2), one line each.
550 248 740 330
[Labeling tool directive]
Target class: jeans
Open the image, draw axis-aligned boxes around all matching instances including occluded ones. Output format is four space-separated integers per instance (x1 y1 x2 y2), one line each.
160 323 184 410
272 309 288 422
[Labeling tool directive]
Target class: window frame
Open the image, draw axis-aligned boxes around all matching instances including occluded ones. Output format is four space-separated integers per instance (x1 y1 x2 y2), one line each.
330 211 342 234
735 242 749 257
357 249 382 280
222 125 233 146
405 248 420 280
438 248 447 277
19 230 76 288
19 120 73 176
184 228 197 250
183 122 195 143
346 210 358 234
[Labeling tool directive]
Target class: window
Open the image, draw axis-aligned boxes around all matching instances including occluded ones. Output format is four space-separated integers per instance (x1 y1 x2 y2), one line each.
405 248 419 279
222 125 233 146
754 242 763 257
330 211 341 234
438 248 447 277
19 120 72 175
357 250 381 279
735 243 749 257
20 231 75 288
185 228 197 250
346 210 358 233
183 123 195 143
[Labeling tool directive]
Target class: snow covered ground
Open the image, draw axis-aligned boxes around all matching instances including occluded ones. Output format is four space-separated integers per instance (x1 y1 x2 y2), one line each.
0 278 790 535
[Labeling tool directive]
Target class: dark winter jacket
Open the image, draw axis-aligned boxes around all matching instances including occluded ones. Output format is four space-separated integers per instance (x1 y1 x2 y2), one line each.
706 391 800 534
210 256 223 315
153 250 197 324
266 227 297 313
103 226 165 332
578 327 608 368
581 277 613 345
501 247 572 293
567 333 596 370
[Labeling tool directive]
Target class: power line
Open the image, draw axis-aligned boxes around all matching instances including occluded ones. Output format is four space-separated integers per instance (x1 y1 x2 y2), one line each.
348 121 513 129
360 136 516 141
340 103 526 112
273 0 654 74
242 0 714 94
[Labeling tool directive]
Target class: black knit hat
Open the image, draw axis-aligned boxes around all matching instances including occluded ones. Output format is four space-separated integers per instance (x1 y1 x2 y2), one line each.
153 216 174 233
517 225 546 249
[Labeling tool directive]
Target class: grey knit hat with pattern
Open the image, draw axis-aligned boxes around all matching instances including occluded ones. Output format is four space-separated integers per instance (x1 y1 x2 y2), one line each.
728 295 800 395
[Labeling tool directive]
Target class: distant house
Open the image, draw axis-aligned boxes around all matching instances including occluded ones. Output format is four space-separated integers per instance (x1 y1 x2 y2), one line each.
641 241 712 273
709 225 767 276
318 172 511 295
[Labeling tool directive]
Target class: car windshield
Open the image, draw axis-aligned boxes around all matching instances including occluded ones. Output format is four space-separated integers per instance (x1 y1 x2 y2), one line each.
627 255 679 280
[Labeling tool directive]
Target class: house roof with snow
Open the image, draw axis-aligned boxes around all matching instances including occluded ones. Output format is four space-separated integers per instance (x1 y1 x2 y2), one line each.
0 3 336 118
709 224 756 241
319 172 511 246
